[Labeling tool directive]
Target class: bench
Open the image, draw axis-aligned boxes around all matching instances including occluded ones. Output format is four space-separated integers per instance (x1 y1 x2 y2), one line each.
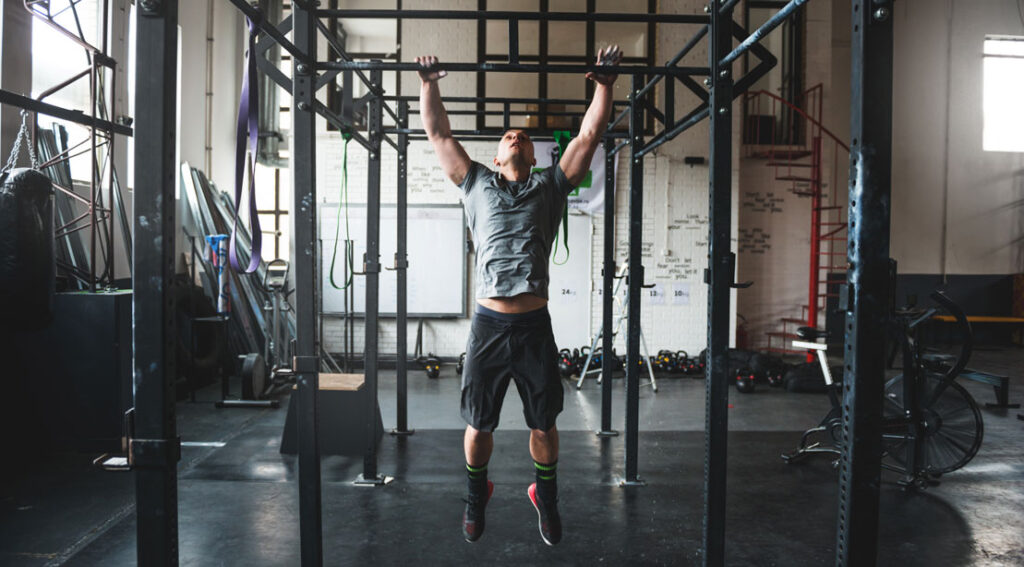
922 353 1019 410
930 315 1024 324
958 369 1020 409
931 315 1024 345
280 373 383 456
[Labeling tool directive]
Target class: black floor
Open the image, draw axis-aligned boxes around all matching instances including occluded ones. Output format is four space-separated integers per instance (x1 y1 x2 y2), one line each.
2 350 1023 566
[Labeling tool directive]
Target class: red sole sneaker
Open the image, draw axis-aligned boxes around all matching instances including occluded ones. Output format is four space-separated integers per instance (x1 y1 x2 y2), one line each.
528 482 561 546
462 480 494 543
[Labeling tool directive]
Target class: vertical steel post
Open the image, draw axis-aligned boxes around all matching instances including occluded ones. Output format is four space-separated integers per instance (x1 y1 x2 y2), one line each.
598 137 617 437
132 0 180 564
622 74 645 486
837 1 893 564
807 135 822 363
291 2 323 563
107 62 116 284
704 3 734 565
89 58 98 290
393 100 413 436
360 66 385 483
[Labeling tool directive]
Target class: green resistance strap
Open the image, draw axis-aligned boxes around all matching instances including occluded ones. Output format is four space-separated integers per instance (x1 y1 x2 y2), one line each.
552 129 572 265
328 133 354 290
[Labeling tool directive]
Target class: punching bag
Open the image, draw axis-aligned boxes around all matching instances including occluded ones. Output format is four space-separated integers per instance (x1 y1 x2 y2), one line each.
0 167 55 331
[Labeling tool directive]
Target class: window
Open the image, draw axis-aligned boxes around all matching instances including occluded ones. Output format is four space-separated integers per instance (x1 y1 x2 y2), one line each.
983 36 1024 152
255 163 290 262
742 0 806 146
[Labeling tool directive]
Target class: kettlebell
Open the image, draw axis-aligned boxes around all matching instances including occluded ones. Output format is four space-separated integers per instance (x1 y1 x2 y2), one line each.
558 348 575 378
735 367 755 393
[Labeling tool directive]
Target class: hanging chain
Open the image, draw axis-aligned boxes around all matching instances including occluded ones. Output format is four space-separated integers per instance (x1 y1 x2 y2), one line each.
3 110 40 173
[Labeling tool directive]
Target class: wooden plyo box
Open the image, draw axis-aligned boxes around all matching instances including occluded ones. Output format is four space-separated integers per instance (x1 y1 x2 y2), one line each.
280 373 383 456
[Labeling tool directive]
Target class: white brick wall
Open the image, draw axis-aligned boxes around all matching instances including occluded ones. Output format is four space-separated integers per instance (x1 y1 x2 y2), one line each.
322 147 714 359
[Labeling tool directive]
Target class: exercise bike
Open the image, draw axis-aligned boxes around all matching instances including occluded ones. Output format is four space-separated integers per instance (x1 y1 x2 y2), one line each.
782 291 984 489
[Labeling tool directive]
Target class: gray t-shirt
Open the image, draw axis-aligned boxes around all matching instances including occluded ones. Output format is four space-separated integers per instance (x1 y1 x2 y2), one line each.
458 161 575 300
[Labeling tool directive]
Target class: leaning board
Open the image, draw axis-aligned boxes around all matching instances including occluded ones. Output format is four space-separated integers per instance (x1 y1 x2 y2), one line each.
320 204 467 317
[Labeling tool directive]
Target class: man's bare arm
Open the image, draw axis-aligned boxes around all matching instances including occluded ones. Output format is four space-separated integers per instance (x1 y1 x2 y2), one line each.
417 55 472 186
559 45 623 187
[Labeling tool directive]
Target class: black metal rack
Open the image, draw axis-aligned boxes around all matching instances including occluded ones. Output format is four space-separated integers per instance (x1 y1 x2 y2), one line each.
129 1 895 565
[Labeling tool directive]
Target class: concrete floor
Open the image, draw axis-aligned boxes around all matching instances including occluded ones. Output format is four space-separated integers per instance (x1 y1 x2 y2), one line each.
1 350 1022 566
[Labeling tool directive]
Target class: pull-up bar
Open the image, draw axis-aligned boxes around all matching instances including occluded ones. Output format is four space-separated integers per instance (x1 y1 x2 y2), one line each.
382 95 631 107
320 61 708 77
720 0 809 66
316 9 709 25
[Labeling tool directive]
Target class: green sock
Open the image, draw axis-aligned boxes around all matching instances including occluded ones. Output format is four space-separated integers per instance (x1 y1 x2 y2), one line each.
467 462 488 494
535 460 557 502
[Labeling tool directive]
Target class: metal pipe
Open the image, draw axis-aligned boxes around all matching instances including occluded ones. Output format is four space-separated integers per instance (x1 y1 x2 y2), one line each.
89 57 97 290
395 128 630 140
290 0 324 561
360 66 385 483
837 0 894 563
321 61 708 77
623 74 645 486
381 100 401 124
807 135 823 363
635 105 709 158
314 17 374 91
704 3 734 563
393 101 412 436
599 137 617 437
22 0 103 55
0 89 132 136
225 0 306 62
608 139 629 156
634 25 708 103
36 67 91 102
383 94 631 106
720 0 809 67
317 9 709 24
107 61 116 283
719 0 741 14
608 106 630 131
425 109 586 117
204 0 214 174
132 0 181 562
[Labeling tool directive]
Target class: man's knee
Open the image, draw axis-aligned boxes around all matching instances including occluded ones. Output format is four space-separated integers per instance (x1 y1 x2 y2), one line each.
530 426 556 443
466 425 493 442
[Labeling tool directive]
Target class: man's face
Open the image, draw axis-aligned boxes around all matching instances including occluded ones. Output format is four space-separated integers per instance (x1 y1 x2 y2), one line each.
494 129 536 168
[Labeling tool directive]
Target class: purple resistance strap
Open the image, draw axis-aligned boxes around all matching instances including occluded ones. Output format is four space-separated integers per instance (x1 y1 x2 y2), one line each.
229 15 262 273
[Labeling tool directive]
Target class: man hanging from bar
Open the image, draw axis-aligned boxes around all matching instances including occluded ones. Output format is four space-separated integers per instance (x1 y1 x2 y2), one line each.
415 45 623 546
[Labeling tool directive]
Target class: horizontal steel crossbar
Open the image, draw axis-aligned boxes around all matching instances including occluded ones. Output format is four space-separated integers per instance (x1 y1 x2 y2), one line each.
319 61 708 76
720 0 809 66
316 9 709 24
381 95 629 107
0 88 132 136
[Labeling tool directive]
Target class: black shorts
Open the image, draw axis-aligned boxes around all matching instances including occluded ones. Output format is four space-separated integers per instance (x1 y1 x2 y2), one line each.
461 304 563 432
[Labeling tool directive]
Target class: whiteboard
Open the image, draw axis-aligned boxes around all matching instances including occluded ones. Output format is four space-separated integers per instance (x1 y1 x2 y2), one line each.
320 204 467 317
547 213 593 349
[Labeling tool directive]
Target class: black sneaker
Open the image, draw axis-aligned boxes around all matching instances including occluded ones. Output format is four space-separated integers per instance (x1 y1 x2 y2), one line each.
462 480 494 542
527 482 562 546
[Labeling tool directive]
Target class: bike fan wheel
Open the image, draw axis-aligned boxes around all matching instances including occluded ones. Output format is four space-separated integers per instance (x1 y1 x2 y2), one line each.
882 373 984 475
